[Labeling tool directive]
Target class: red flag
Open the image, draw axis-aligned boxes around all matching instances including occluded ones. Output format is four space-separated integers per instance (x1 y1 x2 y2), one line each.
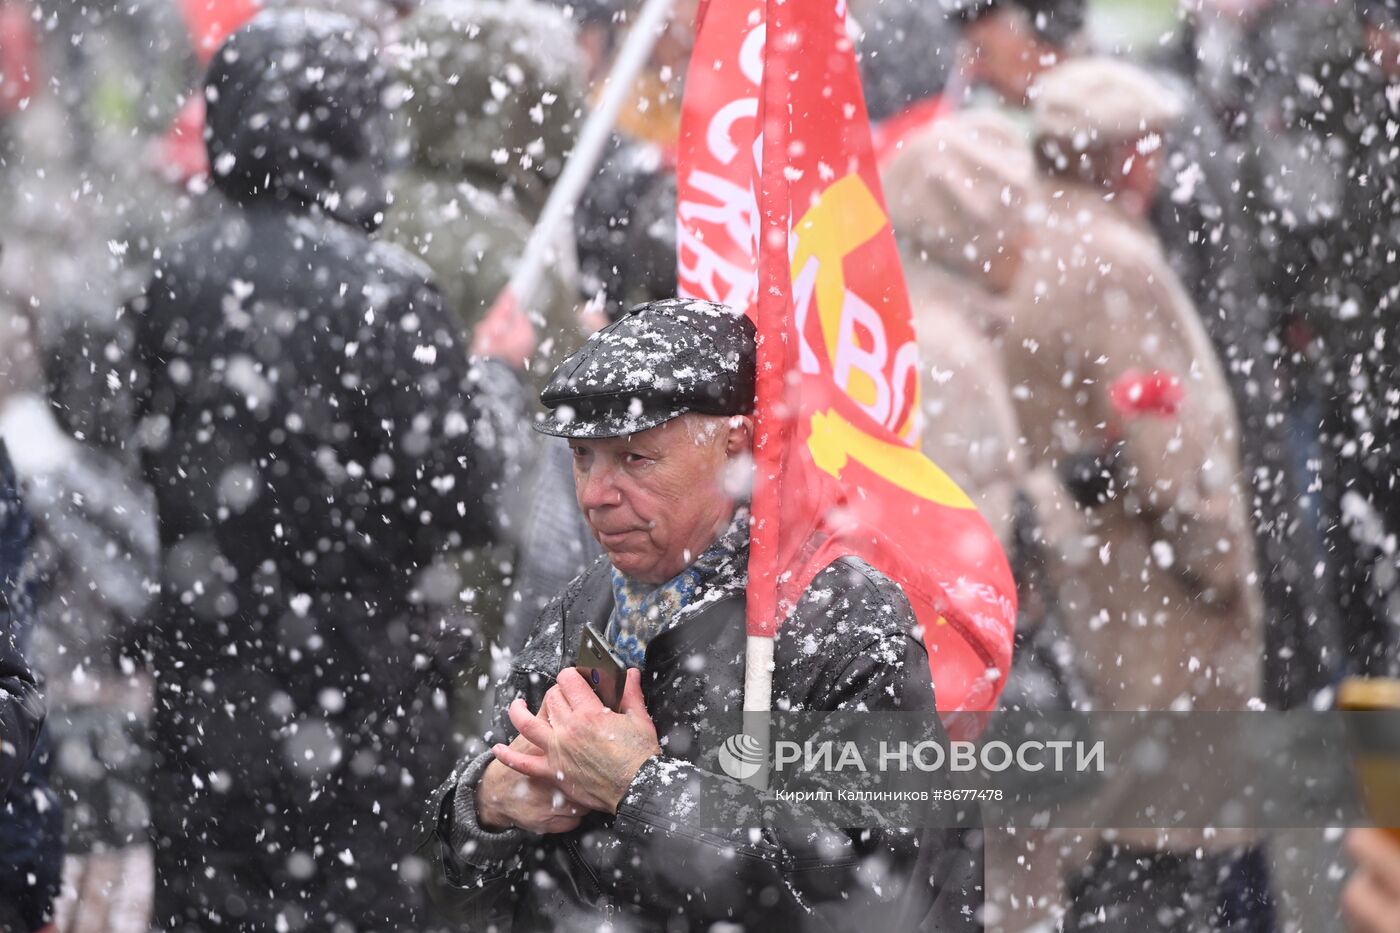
155 0 257 183
178 0 259 64
677 0 1016 713
0 1 38 116
156 95 210 184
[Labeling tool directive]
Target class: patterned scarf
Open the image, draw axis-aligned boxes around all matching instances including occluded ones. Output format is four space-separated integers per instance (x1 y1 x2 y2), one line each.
606 506 750 668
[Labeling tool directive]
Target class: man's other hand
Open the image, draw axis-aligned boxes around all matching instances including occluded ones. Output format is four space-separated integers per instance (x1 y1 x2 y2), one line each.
1344 828 1400 933
493 667 661 815
476 705 586 835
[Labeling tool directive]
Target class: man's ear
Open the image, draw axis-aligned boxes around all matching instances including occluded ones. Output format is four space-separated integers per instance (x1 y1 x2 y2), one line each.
725 415 754 457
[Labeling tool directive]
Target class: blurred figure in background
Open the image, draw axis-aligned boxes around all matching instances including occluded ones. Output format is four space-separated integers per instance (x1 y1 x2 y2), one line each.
1165 0 1399 685
952 0 1336 713
1148 0 1340 711
884 108 1093 931
0 289 158 931
1306 0 1400 682
130 12 517 929
385 0 587 740
0 7 181 926
387 0 586 388
946 0 1087 114
999 57 1270 930
0 264 62 930
886 106 1093 712
853 0 959 163
573 139 677 325
883 110 1027 565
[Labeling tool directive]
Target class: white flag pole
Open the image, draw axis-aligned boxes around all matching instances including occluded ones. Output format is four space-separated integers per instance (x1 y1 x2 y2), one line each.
743 634 774 713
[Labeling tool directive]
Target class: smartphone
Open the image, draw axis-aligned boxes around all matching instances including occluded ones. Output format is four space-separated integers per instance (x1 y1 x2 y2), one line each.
576 623 627 712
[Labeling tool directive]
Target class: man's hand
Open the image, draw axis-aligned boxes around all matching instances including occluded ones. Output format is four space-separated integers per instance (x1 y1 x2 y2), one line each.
493 667 661 814
1345 828 1400 933
476 706 586 835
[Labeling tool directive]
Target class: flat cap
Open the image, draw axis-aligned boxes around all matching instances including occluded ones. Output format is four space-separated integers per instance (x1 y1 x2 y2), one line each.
536 298 756 439
1032 57 1183 149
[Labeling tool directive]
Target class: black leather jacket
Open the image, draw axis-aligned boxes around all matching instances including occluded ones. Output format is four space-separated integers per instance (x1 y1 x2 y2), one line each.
422 549 984 931
0 442 42 796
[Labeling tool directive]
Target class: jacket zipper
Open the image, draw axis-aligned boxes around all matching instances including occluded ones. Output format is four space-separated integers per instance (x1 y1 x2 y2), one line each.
564 837 610 916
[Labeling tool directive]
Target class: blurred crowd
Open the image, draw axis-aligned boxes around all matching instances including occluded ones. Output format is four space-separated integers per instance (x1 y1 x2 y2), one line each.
0 0 1397 930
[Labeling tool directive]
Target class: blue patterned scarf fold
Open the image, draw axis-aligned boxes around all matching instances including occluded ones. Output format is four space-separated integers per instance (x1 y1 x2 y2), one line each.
605 507 750 668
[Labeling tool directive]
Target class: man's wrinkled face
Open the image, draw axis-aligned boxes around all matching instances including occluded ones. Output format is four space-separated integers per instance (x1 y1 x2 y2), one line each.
570 414 753 584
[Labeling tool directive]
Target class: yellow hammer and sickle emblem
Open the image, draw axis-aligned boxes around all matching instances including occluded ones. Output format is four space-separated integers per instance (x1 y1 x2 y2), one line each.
793 175 965 509
808 409 974 509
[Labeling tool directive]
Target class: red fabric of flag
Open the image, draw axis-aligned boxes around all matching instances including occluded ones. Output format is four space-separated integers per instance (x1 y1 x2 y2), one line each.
158 0 257 183
676 0 1017 713
178 0 260 64
0 1 38 116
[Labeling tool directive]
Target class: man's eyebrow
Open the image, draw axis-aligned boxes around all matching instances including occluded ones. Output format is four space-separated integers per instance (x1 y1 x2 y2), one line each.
625 439 663 456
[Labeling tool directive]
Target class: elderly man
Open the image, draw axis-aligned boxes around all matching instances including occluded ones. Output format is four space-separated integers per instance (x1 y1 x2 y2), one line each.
423 298 982 930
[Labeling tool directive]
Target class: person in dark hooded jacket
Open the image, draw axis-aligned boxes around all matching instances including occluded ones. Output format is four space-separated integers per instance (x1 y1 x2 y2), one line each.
130 11 519 929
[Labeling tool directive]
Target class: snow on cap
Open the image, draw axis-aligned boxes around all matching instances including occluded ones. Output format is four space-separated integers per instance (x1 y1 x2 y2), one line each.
536 299 756 439
1031 57 1183 150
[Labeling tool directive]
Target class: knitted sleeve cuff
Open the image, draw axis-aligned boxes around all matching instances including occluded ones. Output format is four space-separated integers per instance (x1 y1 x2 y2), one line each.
446 749 526 870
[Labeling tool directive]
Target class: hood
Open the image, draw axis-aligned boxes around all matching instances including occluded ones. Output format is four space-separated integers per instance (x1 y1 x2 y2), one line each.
395 0 584 214
204 10 390 230
884 110 1036 291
